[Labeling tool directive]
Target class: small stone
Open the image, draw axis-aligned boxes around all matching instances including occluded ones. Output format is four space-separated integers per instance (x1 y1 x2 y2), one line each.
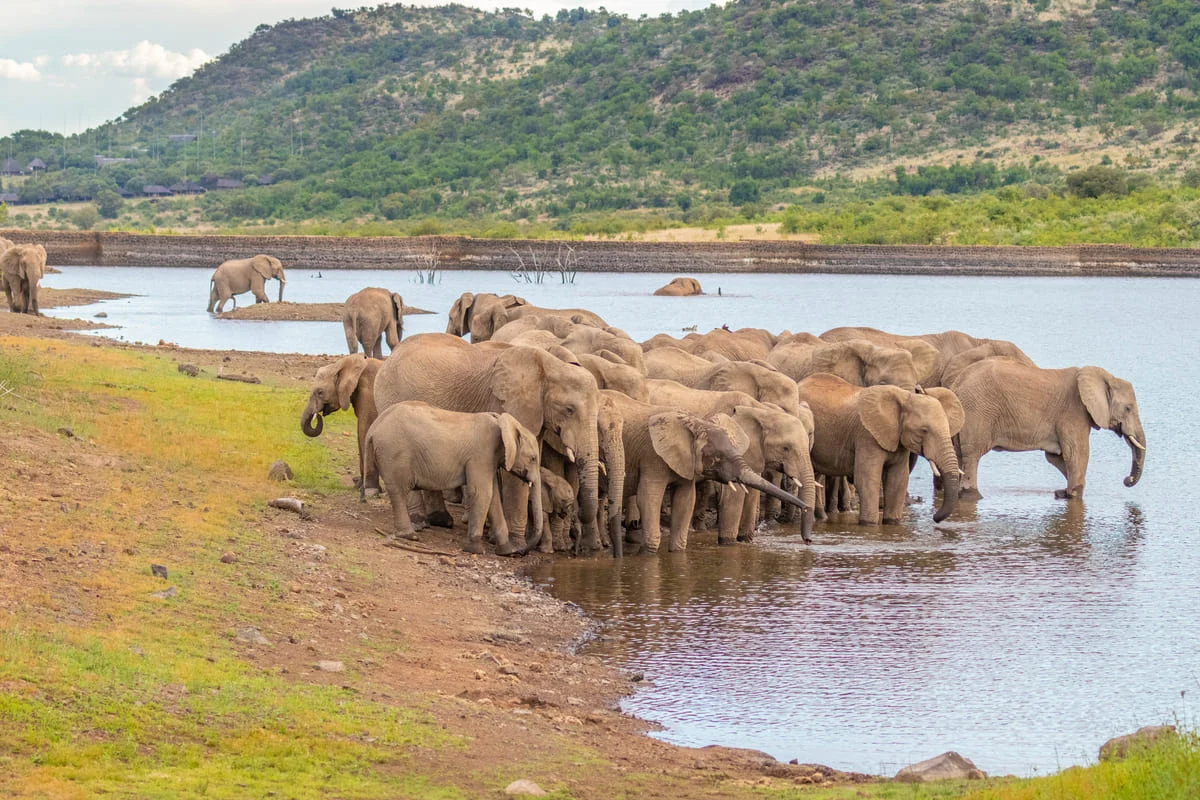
150 564 168 579
474 669 487 680
236 627 269 646
150 586 177 600
57 427 74 438
315 660 345 672
504 779 548 796
895 752 986 782
1099 725 1177 761
94 312 108 319
220 552 238 564
628 671 645 682
177 363 199 377
499 665 520 676
267 461 293 481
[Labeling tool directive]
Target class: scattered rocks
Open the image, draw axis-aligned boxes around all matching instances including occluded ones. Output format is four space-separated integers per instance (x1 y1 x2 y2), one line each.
150 564 168 579
149 586 177 600
220 551 238 564
315 660 345 672
1099 725 1177 761
504 779 548 796
236 627 270 646
177 363 199 377
267 461 293 481
499 665 520 676
895 751 986 782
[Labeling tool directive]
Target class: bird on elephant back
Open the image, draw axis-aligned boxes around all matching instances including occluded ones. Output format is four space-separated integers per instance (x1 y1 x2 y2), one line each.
207 254 286 312
445 292 609 343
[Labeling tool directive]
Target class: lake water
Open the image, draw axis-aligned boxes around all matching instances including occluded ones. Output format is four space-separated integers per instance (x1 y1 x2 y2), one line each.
39 266 1200 776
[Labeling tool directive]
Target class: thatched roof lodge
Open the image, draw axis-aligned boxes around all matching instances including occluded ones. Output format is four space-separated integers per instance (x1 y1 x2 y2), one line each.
168 181 206 194
142 185 173 197
1 158 21 175
27 158 46 172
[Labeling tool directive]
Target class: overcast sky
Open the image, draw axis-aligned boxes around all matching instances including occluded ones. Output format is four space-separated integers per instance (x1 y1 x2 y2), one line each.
0 0 710 139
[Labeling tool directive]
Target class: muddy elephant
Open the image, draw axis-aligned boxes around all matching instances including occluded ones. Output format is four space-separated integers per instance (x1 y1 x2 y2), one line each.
646 355 800 417
769 338 937 391
374 334 602 552
446 292 608 343
654 277 704 296
207 254 286 312
363 401 543 554
948 360 1145 500
1 243 47 315
577 352 648 401
798 373 964 525
301 354 384 492
820 326 1032 387
601 390 808 552
343 287 403 358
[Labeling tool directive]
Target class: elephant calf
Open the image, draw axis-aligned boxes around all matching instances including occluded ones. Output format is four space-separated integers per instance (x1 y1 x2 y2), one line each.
301 354 384 493
363 401 543 555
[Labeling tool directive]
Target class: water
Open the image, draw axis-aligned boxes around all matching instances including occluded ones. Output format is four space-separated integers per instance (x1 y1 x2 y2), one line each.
40 266 1200 776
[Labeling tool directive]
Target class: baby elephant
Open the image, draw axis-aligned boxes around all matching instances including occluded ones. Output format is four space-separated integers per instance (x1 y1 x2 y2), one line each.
363 401 544 555
301 354 383 493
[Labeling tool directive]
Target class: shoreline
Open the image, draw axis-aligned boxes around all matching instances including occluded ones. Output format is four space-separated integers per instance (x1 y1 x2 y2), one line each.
6 229 1200 277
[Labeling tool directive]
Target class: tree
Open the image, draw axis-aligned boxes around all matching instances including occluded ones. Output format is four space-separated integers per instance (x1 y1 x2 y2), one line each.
729 179 760 205
71 206 101 230
95 189 124 219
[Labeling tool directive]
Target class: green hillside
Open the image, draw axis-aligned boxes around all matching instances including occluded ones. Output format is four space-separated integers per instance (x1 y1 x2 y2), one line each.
4 0 1200 238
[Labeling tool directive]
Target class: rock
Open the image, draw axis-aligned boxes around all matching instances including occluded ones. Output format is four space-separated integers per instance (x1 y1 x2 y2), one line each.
236 627 269 646
1099 725 1177 761
315 660 345 672
895 752 986 782
499 665 520 676
267 461 294 481
57 427 75 438
504 779 548 796
94 312 108 318
149 586 177 600
177 363 199 377
150 564 168 579
220 551 238 564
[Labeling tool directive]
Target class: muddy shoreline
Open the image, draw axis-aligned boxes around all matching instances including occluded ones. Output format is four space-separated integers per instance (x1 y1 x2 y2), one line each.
6 229 1200 277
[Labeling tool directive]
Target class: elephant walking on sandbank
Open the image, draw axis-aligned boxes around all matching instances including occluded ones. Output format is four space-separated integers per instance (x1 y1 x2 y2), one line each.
207 254 286 313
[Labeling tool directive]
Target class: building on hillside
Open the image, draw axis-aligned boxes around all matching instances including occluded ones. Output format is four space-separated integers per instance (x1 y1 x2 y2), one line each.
1 158 21 176
0 192 19 205
27 158 46 172
168 181 206 194
215 178 245 190
142 185 174 197
116 187 135 198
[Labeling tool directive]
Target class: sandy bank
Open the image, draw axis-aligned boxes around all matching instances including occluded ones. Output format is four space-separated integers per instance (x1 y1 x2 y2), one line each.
217 301 435 322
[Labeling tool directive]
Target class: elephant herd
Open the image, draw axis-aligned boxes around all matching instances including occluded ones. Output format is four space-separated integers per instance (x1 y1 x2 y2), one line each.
0 238 48 315
301 290 1146 558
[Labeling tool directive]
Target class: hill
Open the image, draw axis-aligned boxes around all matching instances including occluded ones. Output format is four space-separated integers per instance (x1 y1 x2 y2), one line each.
3 0 1200 233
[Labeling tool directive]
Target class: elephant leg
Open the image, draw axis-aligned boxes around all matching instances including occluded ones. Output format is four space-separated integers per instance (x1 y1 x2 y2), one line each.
3 277 16 311
499 471 530 545
252 276 269 303
343 319 359 354
383 474 419 544
28 283 39 316
692 480 715 531
838 476 855 512
668 480 697 552
738 488 761 542
813 478 827 521
371 337 385 361
717 484 744 545
464 477 497 554
777 474 797 524
406 490 428 530
1053 437 1089 499
425 491 453 528
636 481 665 553
854 450 886 525
824 474 839 515
760 470 782 521
958 443 985 500
881 463 910 524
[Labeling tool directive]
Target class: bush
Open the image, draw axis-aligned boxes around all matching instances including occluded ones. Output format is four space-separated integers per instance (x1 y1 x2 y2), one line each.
728 180 760 205
71 206 101 230
95 190 124 219
1066 165 1131 198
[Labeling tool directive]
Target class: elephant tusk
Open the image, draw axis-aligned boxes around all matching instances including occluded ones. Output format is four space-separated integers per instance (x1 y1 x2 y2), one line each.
929 460 942 478
814 481 824 490
1127 435 1146 451
565 447 577 463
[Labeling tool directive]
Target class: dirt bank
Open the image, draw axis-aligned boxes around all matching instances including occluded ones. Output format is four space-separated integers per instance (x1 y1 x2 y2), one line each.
6 229 1200 276
37 287 133 309
0 308 882 798
217 301 435 322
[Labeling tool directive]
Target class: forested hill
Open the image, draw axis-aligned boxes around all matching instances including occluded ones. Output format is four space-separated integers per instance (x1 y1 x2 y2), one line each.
8 0 1200 224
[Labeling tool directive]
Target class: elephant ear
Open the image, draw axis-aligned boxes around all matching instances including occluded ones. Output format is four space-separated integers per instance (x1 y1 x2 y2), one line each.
597 349 629 366
496 413 523 472
648 411 703 480
703 363 749 394
250 255 275 279
477 304 512 341
335 354 369 411
546 344 580 366
796 400 816 441
923 387 965 436
493 347 546 436
858 386 904 451
709 412 751 455
447 293 474 336
897 339 939 385
811 340 871 385
1077 366 1114 429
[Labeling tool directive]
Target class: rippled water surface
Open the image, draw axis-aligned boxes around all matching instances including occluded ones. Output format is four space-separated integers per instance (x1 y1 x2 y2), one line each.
42 266 1200 775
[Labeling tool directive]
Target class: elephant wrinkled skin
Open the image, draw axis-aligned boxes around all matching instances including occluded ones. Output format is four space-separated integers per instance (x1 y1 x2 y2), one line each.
207 254 286 313
342 287 404 358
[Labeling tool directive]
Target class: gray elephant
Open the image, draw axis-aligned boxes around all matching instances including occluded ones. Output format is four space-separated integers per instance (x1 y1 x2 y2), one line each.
601 390 808 552
768 338 937 391
798 373 964 525
948 360 1145 499
654 277 704 296
645 354 800 417
301 354 384 493
373 333 603 552
446 292 608 343
207 254 286 312
577 352 648 401
642 327 777 361
1 243 47 314
363 401 543 554
538 466 579 552
820 326 1033 387
496 315 647 373
342 287 403 358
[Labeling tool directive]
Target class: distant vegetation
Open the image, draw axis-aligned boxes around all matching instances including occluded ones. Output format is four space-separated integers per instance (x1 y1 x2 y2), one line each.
5 0 1200 243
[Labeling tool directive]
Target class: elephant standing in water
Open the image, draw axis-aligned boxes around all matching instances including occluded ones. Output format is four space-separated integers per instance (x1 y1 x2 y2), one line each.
363 402 543 554
1 243 47 314
301 354 384 493
342 287 403 358
797 373 964 525
207 254 286 312
446 292 608 343
373 333 603 553
654 277 704 296
820 326 1034 387
947 360 1145 499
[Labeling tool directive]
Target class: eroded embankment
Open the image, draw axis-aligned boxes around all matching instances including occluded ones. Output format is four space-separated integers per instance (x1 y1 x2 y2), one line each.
5 229 1200 276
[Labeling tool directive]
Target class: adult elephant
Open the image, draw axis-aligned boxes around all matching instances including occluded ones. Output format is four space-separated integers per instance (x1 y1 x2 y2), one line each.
0 243 47 315
342 287 403 358
446 292 608 343
207 254 286 312
654 277 703 296
820 326 1032 387
301 354 384 493
939 341 1038 387
374 333 602 552
645 355 800 417
768 338 937 391
577 353 648 401
497 315 646 373
647 327 777 361
947 360 1145 499
797 373 964 525
601 390 808 552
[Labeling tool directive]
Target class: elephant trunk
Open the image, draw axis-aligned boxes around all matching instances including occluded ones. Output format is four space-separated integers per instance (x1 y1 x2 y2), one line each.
600 419 626 558
792 456 817 545
523 469 544 553
929 438 961 523
301 397 324 437
738 466 810 516
277 279 285 303
1124 429 1146 488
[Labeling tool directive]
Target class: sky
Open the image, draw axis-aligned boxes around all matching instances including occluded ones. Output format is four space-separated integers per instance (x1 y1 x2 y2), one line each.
0 0 711 139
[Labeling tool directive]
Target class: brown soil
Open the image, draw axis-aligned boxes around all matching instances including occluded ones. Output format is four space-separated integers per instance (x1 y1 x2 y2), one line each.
0 307 880 797
218 301 435 322
37 287 133 309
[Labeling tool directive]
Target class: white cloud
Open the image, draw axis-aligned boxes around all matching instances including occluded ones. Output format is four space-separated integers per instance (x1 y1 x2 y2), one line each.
131 77 154 104
62 40 210 80
0 58 42 81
